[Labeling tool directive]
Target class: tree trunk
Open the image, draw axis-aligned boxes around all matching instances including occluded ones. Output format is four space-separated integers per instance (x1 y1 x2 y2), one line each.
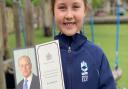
0 1 6 88
13 0 22 48
41 0 52 37
0 51 6 89
37 6 41 29
24 0 33 46
0 0 9 60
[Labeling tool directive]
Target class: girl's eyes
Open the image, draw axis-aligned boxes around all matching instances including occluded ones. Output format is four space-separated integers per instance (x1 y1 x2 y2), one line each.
73 5 80 10
57 4 80 11
58 5 66 11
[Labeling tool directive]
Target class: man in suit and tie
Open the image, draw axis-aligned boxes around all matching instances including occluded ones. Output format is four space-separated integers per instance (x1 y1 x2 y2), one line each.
16 55 40 89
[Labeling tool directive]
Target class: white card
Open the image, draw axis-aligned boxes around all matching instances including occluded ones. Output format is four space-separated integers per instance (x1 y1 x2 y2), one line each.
35 40 65 89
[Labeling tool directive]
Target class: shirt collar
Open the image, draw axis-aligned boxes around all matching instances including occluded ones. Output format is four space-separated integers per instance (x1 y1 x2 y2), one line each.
24 73 33 89
24 73 32 81
54 32 87 51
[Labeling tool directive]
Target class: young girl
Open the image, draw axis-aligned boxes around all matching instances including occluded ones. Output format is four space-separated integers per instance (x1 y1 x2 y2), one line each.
52 0 116 89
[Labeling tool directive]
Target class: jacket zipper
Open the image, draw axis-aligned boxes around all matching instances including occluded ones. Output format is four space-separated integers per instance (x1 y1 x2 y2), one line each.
67 46 72 89
68 46 71 53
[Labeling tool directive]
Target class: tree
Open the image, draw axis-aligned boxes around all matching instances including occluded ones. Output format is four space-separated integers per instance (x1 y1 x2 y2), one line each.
41 0 52 37
24 0 34 46
0 0 9 60
6 0 13 7
92 0 104 10
0 0 7 88
31 0 41 6
13 0 22 48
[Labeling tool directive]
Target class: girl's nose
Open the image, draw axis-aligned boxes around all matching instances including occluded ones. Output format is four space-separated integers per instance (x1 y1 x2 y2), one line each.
65 9 74 21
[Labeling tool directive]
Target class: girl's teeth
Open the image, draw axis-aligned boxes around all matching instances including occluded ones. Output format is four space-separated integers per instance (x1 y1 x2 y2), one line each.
65 23 75 25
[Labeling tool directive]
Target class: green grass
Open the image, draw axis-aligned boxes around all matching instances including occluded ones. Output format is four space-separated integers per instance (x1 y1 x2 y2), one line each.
8 24 128 89
8 29 52 57
85 24 128 89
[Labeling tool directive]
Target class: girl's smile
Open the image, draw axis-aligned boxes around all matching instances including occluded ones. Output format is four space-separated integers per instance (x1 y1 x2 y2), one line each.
54 0 87 36
63 21 76 30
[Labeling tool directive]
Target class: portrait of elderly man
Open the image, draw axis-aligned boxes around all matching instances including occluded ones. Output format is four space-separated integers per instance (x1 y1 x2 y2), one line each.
16 55 40 89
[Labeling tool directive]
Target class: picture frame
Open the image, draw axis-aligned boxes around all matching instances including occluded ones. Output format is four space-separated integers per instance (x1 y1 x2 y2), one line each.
13 47 38 85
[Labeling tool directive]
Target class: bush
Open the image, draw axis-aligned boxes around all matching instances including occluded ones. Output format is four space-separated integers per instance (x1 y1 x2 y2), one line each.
92 0 104 10
5 0 41 7
32 0 41 6
6 0 13 7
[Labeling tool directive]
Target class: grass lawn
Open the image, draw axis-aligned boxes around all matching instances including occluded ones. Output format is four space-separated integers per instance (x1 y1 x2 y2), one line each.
8 24 128 89
85 24 128 89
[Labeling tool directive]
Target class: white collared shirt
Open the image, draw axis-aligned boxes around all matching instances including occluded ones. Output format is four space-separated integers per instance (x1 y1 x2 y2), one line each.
23 73 33 89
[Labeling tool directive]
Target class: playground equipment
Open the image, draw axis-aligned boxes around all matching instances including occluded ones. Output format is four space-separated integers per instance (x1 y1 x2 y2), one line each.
87 0 123 80
90 12 95 43
13 0 27 47
82 3 95 43
52 18 56 39
85 1 123 80
17 0 27 47
112 0 122 81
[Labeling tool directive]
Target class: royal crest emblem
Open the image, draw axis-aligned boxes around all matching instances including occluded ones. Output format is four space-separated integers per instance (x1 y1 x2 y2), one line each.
81 61 88 82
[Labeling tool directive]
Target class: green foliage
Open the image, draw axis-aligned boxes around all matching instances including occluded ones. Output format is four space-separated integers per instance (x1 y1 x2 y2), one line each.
5 0 41 7
6 0 13 7
92 0 104 10
31 0 41 6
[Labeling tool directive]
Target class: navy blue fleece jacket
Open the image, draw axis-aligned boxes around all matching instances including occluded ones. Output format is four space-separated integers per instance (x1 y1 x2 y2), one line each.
55 33 116 89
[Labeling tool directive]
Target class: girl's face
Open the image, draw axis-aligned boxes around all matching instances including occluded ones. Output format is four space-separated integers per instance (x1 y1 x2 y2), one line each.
54 0 87 36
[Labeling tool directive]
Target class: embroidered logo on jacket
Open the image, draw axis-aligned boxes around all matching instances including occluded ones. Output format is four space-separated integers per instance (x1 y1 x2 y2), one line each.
81 61 88 82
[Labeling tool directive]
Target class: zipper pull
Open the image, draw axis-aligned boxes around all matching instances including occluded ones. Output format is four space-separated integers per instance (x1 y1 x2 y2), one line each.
68 46 71 53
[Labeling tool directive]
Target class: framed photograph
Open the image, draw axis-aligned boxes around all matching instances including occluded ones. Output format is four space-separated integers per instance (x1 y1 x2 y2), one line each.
13 47 38 86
